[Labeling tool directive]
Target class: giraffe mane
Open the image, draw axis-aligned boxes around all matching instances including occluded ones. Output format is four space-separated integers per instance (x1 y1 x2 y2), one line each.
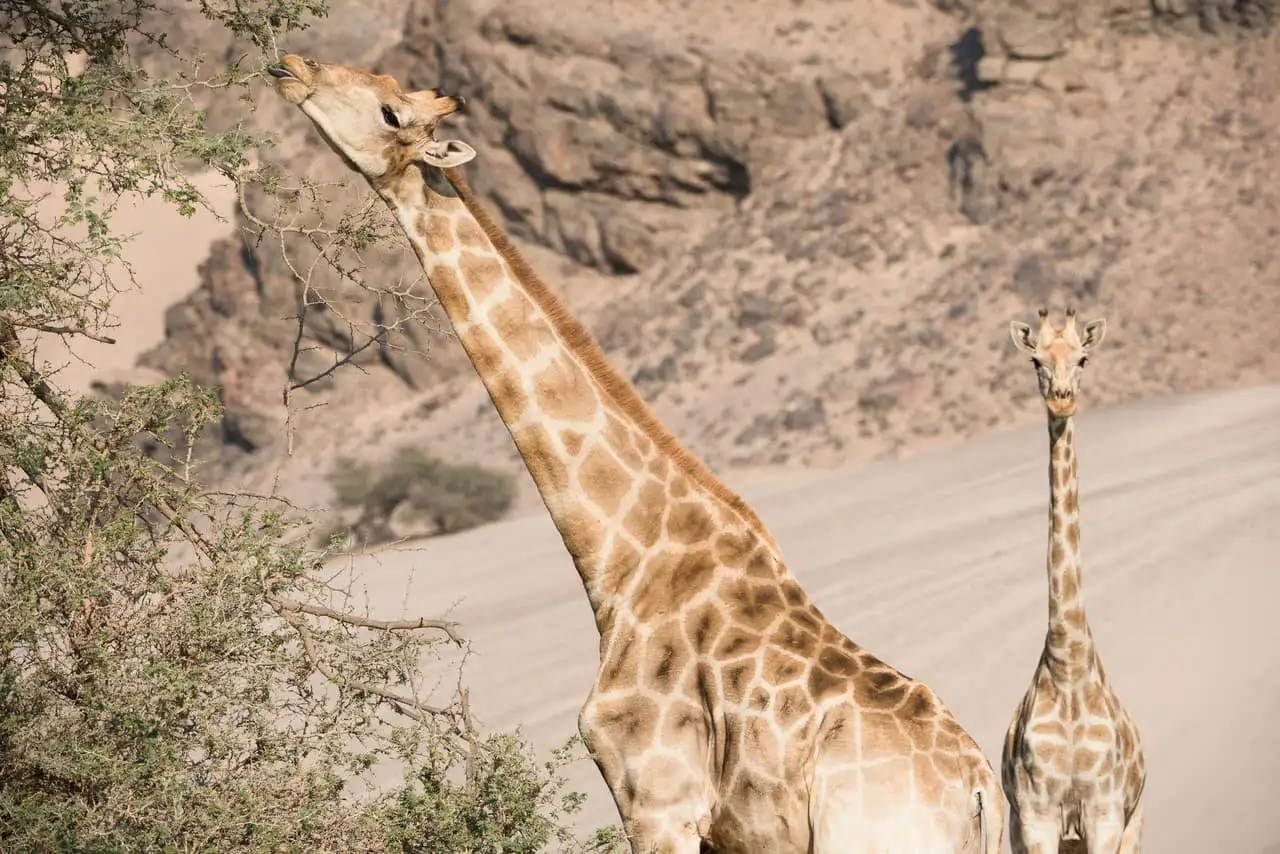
443 167 781 555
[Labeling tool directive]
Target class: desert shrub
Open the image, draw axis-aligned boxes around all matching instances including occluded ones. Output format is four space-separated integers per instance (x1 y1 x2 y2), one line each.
379 734 624 854
328 446 516 546
0 0 617 850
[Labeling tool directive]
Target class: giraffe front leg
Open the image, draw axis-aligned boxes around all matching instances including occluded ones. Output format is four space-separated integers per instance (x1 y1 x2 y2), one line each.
1116 800 1143 854
1008 810 1062 854
1081 805 1126 854
619 816 707 854
580 693 712 854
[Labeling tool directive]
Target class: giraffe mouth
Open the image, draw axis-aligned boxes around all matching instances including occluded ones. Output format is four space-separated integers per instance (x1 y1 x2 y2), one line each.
1047 397 1077 417
266 55 316 105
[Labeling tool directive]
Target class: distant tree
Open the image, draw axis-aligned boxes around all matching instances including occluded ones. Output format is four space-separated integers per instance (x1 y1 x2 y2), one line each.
327 446 516 548
0 1 621 850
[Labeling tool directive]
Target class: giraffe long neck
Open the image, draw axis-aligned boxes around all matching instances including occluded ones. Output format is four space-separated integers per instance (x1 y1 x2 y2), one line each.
377 166 780 627
1044 414 1091 681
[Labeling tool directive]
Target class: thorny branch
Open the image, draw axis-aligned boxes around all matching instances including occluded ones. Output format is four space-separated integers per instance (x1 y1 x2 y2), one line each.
0 316 471 733
266 595 465 647
15 322 118 345
284 612 464 726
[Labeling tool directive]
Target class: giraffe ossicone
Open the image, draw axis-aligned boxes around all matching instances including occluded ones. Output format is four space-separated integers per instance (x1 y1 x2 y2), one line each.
267 53 1005 853
1003 308 1146 854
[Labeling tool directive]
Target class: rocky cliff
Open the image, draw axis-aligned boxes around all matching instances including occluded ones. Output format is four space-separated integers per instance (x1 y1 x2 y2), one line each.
115 0 1280 506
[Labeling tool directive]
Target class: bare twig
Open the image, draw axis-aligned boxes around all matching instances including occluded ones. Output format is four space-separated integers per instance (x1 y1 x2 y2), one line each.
265 594 465 647
16 322 118 345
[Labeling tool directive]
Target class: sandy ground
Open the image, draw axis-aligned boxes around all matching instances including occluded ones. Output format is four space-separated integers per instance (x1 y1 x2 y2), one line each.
26 174 237 394
343 383 1280 853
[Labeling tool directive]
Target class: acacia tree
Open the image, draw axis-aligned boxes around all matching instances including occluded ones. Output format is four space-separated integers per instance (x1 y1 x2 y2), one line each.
0 1 618 850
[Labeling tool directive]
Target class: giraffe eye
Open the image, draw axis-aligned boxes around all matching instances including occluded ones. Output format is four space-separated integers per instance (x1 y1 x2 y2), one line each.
380 105 401 128
1079 354 1089 367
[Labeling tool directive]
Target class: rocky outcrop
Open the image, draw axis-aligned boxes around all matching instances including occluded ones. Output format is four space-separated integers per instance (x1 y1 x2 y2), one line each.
379 0 901 273
124 0 1280 499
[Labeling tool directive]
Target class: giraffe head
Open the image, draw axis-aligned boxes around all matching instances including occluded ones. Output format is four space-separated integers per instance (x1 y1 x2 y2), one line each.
1010 307 1106 418
266 54 476 185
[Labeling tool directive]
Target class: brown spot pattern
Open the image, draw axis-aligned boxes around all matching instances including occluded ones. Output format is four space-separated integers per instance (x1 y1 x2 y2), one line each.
421 214 454 254
579 444 630 516
461 252 505 305
743 716 781 766
762 648 808 685
713 532 753 569
662 702 704 744
645 623 688 693
455 218 489 248
1060 571 1079 601
780 581 806 607
685 603 727 653
856 668 911 710
601 539 641 594
427 264 471 323
720 660 757 702
744 548 776 579
559 428 585 457
791 607 822 636
602 415 644 469
622 481 665 548
534 354 598 422
818 646 859 677
774 686 810 728
807 666 844 699
1050 539 1066 566
460 327 528 419
769 620 819 658
599 631 643 692
668 501 716 545
489 293 552 360
632 549 717 619
510 425 568 493
716 627 763 659
592 696 659 746
557 504 605 563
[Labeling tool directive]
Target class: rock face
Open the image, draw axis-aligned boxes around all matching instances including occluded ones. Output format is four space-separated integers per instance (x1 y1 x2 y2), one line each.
127 0 1280 501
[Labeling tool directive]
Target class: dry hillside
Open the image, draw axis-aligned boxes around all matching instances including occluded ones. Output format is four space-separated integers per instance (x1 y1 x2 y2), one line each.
103 0 1280 509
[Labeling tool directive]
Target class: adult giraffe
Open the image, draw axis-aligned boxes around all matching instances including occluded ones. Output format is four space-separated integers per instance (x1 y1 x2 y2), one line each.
1003 309 1146 854
265 54 1003 854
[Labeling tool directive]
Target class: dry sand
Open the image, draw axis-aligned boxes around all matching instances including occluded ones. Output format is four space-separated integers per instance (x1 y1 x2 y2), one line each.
343 382 1280 853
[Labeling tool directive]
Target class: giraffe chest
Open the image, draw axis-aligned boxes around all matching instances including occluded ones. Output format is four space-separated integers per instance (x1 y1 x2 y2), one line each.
1014 682 1129 800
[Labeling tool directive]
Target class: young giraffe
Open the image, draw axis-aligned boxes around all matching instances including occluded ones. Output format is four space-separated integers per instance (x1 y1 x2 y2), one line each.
267 54 1004 854
1003 309 1146 854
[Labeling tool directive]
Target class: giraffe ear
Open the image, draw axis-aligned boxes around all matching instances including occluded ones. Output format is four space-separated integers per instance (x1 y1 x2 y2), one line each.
1080 318 1106 350
1010 321 1037 354
418 138 476 169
